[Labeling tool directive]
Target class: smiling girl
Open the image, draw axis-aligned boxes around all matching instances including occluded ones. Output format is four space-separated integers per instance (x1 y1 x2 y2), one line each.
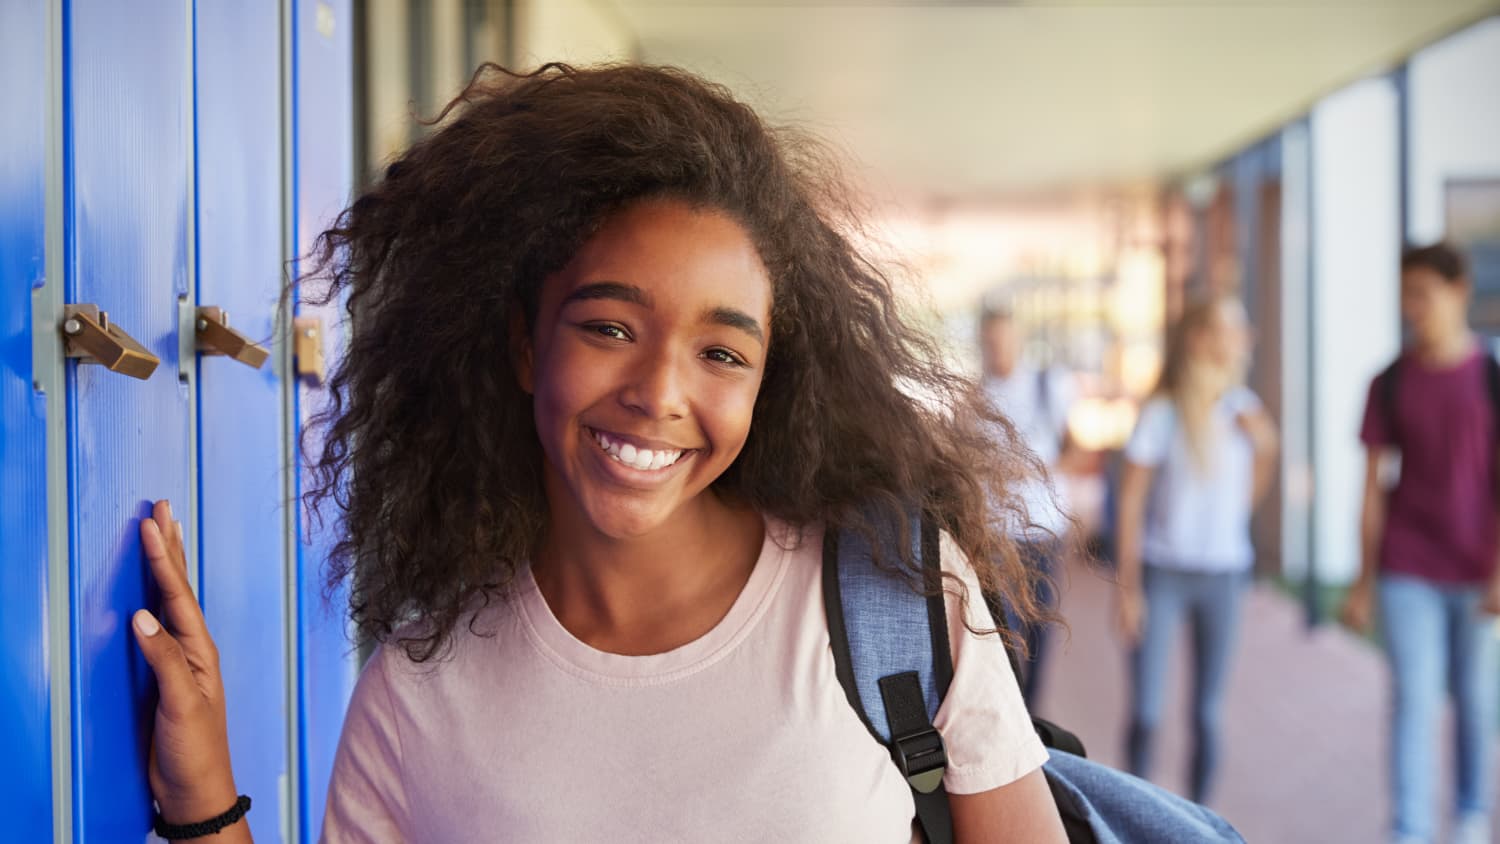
132 63 1065 842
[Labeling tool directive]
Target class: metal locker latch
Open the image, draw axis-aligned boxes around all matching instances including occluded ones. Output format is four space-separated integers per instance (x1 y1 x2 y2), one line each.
294 315 325 386
60 303 161 380
195 306 270 369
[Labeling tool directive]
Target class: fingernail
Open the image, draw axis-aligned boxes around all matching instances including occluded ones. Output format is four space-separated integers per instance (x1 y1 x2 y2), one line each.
163 500 173 520
134 610 161 637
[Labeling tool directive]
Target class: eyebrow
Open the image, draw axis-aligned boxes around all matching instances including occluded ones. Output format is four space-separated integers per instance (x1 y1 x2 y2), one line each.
563 280 765 346
561 282 652 308
704 306 765 346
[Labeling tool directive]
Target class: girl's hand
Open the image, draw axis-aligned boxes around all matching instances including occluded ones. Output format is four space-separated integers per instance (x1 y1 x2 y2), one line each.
132 500 242 830
1115 584 1146 646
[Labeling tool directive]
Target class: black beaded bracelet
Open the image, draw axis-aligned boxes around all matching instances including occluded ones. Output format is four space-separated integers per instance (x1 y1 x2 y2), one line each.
153 795 251 840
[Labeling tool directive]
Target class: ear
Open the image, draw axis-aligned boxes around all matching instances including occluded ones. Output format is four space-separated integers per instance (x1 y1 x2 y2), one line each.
509 308 535 395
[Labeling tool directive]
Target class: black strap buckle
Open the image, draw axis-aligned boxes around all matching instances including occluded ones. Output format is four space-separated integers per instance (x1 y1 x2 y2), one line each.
892 727 947 794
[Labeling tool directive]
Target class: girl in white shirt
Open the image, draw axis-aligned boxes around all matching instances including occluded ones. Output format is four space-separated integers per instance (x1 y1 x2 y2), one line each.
1113 295 1279 805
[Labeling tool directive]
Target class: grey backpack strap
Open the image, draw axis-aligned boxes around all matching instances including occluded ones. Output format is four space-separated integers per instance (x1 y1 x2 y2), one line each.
823 509 953 844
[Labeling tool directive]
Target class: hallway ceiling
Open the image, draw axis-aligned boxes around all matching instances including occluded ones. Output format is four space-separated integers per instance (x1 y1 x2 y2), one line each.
613 0 1500 199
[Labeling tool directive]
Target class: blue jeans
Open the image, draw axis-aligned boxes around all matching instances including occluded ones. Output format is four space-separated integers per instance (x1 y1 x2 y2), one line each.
1126 565 1249 804
1379 574 1498 841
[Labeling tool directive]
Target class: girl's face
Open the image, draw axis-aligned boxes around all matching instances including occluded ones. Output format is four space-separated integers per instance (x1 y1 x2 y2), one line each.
1191 299 1251 375
517 199 773 541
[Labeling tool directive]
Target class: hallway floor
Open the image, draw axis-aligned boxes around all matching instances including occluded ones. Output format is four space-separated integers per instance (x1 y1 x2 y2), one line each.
1032 559 1500 843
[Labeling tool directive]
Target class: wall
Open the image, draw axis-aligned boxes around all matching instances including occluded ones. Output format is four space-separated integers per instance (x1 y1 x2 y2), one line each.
1309 76 1403 584
513 0 637 68
1406 16 1500 244
1279 122 1315 582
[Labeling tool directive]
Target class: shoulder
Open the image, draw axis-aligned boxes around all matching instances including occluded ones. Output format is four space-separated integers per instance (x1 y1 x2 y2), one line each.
1135 395 1175 430
1141 393 1172 414
327 609 522 838
360 590 526 704
933 534 1049 793
1225 385 1263 413
1363 354 1409 400
982 372 1017 399
1373 355 1403 386
348 633 438 715
1042 366 1075 400
1475 346 1500 376
1123 396 1176 464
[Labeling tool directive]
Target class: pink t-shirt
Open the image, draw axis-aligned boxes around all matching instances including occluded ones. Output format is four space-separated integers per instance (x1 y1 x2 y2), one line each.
321 519 1047 843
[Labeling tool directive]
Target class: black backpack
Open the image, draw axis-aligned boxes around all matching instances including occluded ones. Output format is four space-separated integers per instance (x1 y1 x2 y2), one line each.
823 508 1244 844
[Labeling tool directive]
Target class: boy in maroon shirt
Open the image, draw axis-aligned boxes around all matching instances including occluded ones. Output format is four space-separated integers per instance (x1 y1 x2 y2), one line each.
1342 243 1500 844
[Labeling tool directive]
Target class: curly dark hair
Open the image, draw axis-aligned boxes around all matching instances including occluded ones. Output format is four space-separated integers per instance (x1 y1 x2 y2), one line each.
302 62 1055 661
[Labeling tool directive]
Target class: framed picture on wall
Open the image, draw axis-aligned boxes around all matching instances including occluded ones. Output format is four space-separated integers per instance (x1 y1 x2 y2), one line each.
1444 178 1500 338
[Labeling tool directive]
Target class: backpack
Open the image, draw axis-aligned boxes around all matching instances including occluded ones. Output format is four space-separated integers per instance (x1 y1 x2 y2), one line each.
1035 367 1066 455
823 508 1245 844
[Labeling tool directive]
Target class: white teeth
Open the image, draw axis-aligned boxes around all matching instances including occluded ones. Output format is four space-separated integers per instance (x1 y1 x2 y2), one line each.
591 429 685 472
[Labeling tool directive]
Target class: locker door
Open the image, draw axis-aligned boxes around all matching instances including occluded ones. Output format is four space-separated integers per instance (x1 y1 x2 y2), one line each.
194 5 290 843
291 0 358 838
66 1 194 839
1 1 54 839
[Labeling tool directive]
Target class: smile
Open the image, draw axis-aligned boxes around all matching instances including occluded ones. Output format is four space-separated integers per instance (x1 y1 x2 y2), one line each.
589 428 690 472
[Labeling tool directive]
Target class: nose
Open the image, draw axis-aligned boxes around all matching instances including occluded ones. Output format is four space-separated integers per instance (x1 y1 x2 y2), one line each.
618 345 689 421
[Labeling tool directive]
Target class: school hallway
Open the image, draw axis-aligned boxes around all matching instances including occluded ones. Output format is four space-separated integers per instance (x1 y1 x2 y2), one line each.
1034 559 1500 844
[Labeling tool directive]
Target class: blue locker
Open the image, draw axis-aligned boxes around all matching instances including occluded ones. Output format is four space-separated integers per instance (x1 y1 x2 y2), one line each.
292 0 358 838
66 0 195 839
194 4 290 843
0 0 55 839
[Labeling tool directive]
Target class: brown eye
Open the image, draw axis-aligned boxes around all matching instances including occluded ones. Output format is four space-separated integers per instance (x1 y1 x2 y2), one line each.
584 323 630 341
704 348 746 367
